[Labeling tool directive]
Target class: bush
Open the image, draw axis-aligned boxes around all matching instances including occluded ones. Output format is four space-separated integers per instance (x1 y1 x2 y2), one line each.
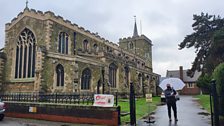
196 74 211 94
212 63 224 95
212 63 224 115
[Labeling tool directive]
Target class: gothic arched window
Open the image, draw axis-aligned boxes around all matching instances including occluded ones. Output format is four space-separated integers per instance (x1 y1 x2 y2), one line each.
81 68 91 90
58 32 69 54
83 39 88 51
56 64 64 87
109 63 117 88
15 28 36 79
138 73 142 89
129 42 134 49
93 43 99 53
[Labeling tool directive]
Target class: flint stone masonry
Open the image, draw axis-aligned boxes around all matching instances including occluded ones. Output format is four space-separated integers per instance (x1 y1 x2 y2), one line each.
0 7 159 95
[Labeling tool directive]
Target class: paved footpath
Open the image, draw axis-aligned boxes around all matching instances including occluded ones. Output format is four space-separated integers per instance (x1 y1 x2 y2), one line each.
138 96 211 126
1 117 100 126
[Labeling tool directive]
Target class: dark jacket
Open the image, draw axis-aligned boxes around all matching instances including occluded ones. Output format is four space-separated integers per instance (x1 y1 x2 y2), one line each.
164 88 177 103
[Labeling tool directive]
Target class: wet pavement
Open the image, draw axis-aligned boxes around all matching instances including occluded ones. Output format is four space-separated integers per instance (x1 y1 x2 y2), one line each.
1 96 211 126
137 96 211 126
1 117 101 126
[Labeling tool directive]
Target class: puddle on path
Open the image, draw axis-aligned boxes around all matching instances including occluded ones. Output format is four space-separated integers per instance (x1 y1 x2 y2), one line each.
198 112 210 116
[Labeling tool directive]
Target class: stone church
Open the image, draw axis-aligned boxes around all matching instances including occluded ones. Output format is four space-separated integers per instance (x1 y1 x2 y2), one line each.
0 7 160 95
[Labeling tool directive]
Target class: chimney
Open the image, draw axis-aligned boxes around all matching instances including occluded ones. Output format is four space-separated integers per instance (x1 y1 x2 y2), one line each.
179 66 183 81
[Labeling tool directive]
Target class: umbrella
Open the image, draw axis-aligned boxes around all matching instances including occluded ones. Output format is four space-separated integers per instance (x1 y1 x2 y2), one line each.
159 77 185 90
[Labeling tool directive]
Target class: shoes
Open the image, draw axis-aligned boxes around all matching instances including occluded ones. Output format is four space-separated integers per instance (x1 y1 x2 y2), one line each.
169 118 178 121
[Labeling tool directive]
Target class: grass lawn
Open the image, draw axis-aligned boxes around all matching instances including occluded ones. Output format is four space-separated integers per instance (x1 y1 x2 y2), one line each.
195 95 210 113
195 95 224 124
118 96 160 124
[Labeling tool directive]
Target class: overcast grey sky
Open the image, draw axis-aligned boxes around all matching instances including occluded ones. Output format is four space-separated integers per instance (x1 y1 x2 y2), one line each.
1 0 224 76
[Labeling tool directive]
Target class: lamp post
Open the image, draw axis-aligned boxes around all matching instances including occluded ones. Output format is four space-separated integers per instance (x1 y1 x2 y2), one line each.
107 81 111 94
130 81 136 125
102 68 105 94
142 74 145 97
124 65 129 88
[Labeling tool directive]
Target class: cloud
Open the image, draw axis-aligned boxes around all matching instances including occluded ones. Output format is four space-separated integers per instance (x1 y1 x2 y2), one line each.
1 0 224 77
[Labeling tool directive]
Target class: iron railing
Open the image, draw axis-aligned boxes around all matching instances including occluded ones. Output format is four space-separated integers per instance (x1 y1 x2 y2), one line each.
0 92 144 106
0 92 128 106
0 93 94 105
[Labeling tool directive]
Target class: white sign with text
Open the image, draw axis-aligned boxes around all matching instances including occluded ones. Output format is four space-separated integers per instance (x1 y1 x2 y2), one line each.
93 94 114 107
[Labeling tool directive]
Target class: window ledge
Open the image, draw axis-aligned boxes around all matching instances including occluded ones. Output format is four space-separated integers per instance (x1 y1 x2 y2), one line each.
9 78 35 83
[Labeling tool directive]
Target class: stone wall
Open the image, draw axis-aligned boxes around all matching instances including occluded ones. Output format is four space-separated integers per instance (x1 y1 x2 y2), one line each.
1 8 159 94
119 35 153 70
0 54 5 91
3 16 47 93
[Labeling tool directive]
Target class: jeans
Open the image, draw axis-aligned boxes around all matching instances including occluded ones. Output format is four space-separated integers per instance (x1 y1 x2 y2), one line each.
167 102 177 119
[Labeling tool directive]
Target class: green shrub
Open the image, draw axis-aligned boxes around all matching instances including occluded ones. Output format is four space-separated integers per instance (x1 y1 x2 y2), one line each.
212 63 224 115
196 74 212 94
212 63 224 95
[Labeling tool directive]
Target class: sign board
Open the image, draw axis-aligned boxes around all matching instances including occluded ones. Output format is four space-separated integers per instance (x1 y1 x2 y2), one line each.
29 107 37 113
146 94 152 102
93 94 114 107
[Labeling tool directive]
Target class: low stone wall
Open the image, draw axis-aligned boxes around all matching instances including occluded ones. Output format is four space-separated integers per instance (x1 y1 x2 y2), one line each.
4 101 120 126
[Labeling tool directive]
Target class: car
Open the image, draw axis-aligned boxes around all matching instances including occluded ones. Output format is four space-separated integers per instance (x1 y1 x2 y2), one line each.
0 99 5 121
160 92 166 102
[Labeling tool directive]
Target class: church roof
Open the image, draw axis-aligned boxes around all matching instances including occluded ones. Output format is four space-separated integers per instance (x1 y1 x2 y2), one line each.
166 70 201 82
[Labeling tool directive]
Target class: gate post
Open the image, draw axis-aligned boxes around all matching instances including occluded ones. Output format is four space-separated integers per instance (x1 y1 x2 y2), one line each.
117 106 121 125
130 82 136 125
211 79 219 126
210 91 214 126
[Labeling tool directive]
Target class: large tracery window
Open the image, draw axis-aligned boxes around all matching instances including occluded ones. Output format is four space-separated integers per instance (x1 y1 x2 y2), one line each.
58 32 69 54
109 63 117 88
15 28 36 79
81 68 91 90
56 64 64 87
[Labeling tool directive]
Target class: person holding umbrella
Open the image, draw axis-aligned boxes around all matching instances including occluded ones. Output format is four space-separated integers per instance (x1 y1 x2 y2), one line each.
164 83 178 122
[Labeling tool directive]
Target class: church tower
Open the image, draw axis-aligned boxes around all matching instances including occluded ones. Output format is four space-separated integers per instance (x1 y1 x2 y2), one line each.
119 18 153 72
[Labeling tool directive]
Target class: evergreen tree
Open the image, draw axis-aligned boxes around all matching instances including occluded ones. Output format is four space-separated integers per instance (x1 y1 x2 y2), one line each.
179 12 224 76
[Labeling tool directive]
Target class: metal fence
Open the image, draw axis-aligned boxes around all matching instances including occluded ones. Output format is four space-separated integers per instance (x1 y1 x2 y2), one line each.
210 80 224 126
0 92 143 106
0 93 95 105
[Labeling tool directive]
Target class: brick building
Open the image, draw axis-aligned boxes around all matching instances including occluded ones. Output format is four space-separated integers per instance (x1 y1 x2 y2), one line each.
166 66 201 95
0 7 159 95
